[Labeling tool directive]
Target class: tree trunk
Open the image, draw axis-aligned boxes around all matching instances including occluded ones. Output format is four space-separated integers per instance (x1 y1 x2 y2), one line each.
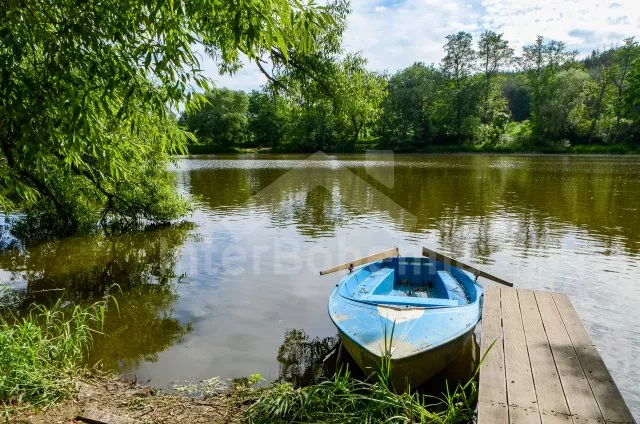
589 78 608 142
350 115 361 148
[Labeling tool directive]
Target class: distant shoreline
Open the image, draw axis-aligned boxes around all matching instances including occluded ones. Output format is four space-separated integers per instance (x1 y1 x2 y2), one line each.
180 144 640 156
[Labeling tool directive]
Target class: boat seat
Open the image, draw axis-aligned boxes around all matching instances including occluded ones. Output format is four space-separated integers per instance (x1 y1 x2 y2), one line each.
353 268 395 299
364 295 459 307
437 271 468 303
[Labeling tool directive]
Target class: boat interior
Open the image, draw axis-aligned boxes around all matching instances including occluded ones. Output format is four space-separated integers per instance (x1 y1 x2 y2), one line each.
339 257 478 308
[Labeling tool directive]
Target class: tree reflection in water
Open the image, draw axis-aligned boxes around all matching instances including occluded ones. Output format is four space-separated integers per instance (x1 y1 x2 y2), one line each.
0 222 195 372
277 329 340 387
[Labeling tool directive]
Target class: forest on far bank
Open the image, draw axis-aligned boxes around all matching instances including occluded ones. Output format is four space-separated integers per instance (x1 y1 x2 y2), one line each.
180 33 640 154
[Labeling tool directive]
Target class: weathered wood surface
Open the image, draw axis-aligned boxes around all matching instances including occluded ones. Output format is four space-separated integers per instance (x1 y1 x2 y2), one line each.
319 247 399 275
478 287 635 424
421 247 514 287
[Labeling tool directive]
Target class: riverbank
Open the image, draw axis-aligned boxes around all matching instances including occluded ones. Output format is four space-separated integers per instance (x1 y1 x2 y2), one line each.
10 376 245 424
1 297 478 423
184 143 640 155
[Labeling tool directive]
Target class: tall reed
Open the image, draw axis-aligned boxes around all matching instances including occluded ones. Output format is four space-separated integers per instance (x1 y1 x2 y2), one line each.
0 300 107 413
246 333 494 424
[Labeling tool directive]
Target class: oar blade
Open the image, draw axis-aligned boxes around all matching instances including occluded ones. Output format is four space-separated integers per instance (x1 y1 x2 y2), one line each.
319 247 400 276
421 247 514 287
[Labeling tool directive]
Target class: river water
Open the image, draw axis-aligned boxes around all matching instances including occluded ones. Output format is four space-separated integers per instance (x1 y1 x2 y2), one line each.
2 154 639 418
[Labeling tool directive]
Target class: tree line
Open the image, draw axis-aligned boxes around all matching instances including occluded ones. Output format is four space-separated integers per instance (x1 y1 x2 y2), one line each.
181 33 640 153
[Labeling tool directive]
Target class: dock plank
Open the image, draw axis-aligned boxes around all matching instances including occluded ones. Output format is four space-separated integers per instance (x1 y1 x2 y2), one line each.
501 287 540 421
478 402 508 424
510 404 542 424
534 291 604 422
517 289 571 421
551 293 634 424
478 286 508 424
478 287 633 424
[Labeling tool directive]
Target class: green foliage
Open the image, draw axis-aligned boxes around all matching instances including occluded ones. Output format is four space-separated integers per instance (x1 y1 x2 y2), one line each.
503 76 531 122
519 36 579 142
274 54 386 151
181 31 639 154
378 63 446 149
0 0 345 238
0 300 107 413
182 52 386 153
248 90 286 149
477 32 514 130
180 88 250 149
332 54 388 148
535 68 592 143
441 32 477 129
623 55 640 140
503 121 533 147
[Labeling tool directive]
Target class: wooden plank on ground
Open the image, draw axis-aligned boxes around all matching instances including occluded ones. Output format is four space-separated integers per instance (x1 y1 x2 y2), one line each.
517 290 571 422
501 287 540 422
551 293 634 424
534 291 604 422
478 285 508 424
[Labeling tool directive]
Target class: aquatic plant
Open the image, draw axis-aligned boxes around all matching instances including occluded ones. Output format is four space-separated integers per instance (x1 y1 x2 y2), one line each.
0 300 108 414
173 377 228 396
246 334 494 423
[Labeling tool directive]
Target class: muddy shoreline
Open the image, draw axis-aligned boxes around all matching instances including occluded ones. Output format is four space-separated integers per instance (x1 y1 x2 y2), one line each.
10 377 244 424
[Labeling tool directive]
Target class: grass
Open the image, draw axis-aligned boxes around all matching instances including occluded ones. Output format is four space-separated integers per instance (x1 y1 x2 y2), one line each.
0 288 493 424
246 334 494 424
0 299 108 415
245 368 478 423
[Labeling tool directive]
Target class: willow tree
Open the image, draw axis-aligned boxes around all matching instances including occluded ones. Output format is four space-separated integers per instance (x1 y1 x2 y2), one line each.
333 54 387 146
0 0 345 239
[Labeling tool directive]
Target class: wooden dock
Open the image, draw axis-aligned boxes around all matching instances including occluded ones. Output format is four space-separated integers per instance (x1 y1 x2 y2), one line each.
478 286 635 424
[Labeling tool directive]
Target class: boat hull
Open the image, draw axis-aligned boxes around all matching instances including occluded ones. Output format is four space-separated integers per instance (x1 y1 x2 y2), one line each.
328 256 483 390
337 324 476 390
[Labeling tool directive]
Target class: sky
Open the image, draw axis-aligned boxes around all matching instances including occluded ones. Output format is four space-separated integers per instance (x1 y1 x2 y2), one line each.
205 0 639 91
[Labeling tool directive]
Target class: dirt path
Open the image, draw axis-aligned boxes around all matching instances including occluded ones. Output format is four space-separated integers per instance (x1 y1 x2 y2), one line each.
10 378 245 424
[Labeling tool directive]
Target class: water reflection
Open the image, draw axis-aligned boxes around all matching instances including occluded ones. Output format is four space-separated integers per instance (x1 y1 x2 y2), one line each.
186 155 640 256
276 329 339 387
0 223 195 371
1 155 639 418
180 154 640 417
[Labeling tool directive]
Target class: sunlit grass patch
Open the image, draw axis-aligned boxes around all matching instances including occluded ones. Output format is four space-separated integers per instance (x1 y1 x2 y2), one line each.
245 366 478 424
0 300 108 414
246 337 493 424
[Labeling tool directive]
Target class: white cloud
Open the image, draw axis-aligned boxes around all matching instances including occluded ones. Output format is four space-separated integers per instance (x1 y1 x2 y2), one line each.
480 0 638 53
197 0 639 90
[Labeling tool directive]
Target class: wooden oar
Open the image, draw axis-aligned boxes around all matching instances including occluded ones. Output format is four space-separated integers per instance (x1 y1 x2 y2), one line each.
319 247 400 276
421 246 514 287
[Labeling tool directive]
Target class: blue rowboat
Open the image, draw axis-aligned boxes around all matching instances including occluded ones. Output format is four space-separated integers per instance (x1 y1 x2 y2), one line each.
328 255 483 390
